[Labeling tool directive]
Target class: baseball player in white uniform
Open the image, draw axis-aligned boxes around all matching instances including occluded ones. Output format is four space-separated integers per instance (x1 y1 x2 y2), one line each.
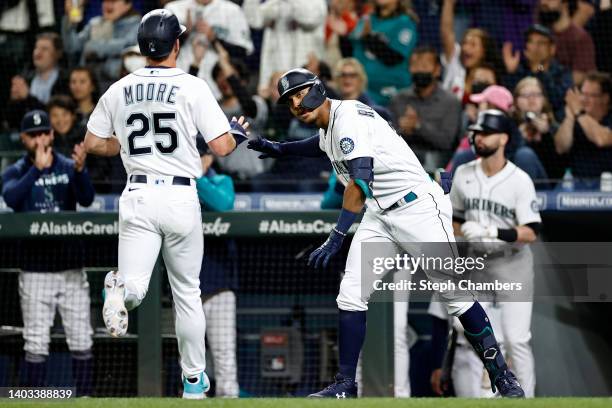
83 9 248 399
248 69 525 398
451 109 541 398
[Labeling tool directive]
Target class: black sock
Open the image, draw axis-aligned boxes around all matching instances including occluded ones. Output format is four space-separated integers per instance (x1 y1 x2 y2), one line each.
338 310 366 380
72 355 94 396
23 360 47 387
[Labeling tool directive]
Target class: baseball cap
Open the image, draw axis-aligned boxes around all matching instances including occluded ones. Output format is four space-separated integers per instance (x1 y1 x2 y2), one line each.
21 110 51 134
469 85 514 112
468 109 513 135
525 24 555 43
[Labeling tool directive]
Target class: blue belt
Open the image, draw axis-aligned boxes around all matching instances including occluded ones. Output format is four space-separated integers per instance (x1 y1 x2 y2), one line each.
386 191 418 211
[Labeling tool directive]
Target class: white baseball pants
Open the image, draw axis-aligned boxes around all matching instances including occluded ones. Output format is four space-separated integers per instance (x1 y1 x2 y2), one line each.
118 178 205 378
19 270 93 356
202 290 239 397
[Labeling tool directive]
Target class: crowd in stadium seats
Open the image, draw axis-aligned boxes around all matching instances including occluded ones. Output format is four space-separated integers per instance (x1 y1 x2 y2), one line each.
0 0 611 195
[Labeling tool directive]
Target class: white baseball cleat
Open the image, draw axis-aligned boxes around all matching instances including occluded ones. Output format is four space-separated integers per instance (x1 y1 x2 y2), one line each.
103 271 128 337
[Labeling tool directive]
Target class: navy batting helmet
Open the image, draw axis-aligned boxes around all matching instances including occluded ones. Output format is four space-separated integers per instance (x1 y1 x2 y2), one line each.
137 9 186 59
277 68 327 110
468 109 512 149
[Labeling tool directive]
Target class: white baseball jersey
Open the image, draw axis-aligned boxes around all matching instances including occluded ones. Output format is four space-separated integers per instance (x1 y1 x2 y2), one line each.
450 159 541 229
87 67 230 178
319 99 434 210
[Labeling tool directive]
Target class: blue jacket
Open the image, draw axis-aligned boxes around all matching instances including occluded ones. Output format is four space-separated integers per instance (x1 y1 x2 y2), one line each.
197 168 238 295
2 151 95 212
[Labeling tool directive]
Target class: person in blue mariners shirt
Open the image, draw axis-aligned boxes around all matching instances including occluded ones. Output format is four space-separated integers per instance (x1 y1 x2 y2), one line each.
2 109 94 212
1 109 95 396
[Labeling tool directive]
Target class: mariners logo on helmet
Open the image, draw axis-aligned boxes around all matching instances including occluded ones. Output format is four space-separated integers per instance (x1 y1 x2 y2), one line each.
281 77 289 92
149 41 156 53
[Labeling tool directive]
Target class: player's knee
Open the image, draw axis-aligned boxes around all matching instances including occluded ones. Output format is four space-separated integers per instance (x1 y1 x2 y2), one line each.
336 293 368 312
446 301 474 317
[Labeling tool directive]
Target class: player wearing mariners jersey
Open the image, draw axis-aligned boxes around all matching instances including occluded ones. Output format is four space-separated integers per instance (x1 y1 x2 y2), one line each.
83 9 248 399
2 110 94 396
451 109 541 397
248 68 525 398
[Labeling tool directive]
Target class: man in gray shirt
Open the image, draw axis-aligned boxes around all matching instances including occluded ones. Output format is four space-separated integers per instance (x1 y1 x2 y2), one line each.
389 46 462 172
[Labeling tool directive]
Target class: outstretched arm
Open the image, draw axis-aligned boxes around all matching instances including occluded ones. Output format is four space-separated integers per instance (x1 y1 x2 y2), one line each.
247 134 325 158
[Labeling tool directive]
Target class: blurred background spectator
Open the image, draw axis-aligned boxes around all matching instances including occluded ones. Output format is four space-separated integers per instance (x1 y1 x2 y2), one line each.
593 0 612 75
166 0 254 98
62 0 140 91
502 24 572 121
5 32 68 131
0 0 55 127
536 0 596 84
333 57 392 120
209 43 267 180
324 0 359 68
68 66 99 126
439 0 503 103
47 94 84 157
389 46 462 172
554 71 612 182
243 0 326 95
349 0 419 105
513 76 568 181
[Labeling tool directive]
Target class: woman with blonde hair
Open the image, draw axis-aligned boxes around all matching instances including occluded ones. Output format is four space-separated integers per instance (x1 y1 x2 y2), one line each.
334 57 392 121
513 76 568 181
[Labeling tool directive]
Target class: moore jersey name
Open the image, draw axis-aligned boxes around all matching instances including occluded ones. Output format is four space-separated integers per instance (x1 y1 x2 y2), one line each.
123 82 179 106
87 67 231 179
450 159 541 230
319 99 441 210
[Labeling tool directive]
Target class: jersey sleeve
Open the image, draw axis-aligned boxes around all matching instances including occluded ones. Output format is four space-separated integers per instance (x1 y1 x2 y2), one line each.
515 175 541 225
87 91 114 138
333 104 374 162
194 80 231 143
449 167 465 218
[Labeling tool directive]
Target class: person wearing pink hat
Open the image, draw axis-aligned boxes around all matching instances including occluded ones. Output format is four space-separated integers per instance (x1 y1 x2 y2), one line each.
446 85 548 183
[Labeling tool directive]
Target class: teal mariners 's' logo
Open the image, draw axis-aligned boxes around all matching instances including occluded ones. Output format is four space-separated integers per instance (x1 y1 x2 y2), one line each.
339 137 354 154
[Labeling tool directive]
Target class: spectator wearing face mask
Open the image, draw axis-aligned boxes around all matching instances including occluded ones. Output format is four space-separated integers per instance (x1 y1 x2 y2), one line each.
536 0 596 85
389 46 462 172
119 45 146 77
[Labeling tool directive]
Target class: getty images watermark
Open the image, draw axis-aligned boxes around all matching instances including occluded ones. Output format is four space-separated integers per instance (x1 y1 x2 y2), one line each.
361 242 612 303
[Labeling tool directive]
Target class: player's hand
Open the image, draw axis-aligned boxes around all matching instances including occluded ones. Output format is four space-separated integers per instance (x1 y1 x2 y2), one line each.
247 135 283 158
229 116 250 145
460 221 498 241
439 171 452 194
34 140 53 171
430 368 447 396
72 142 87 172
308 228 345 269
